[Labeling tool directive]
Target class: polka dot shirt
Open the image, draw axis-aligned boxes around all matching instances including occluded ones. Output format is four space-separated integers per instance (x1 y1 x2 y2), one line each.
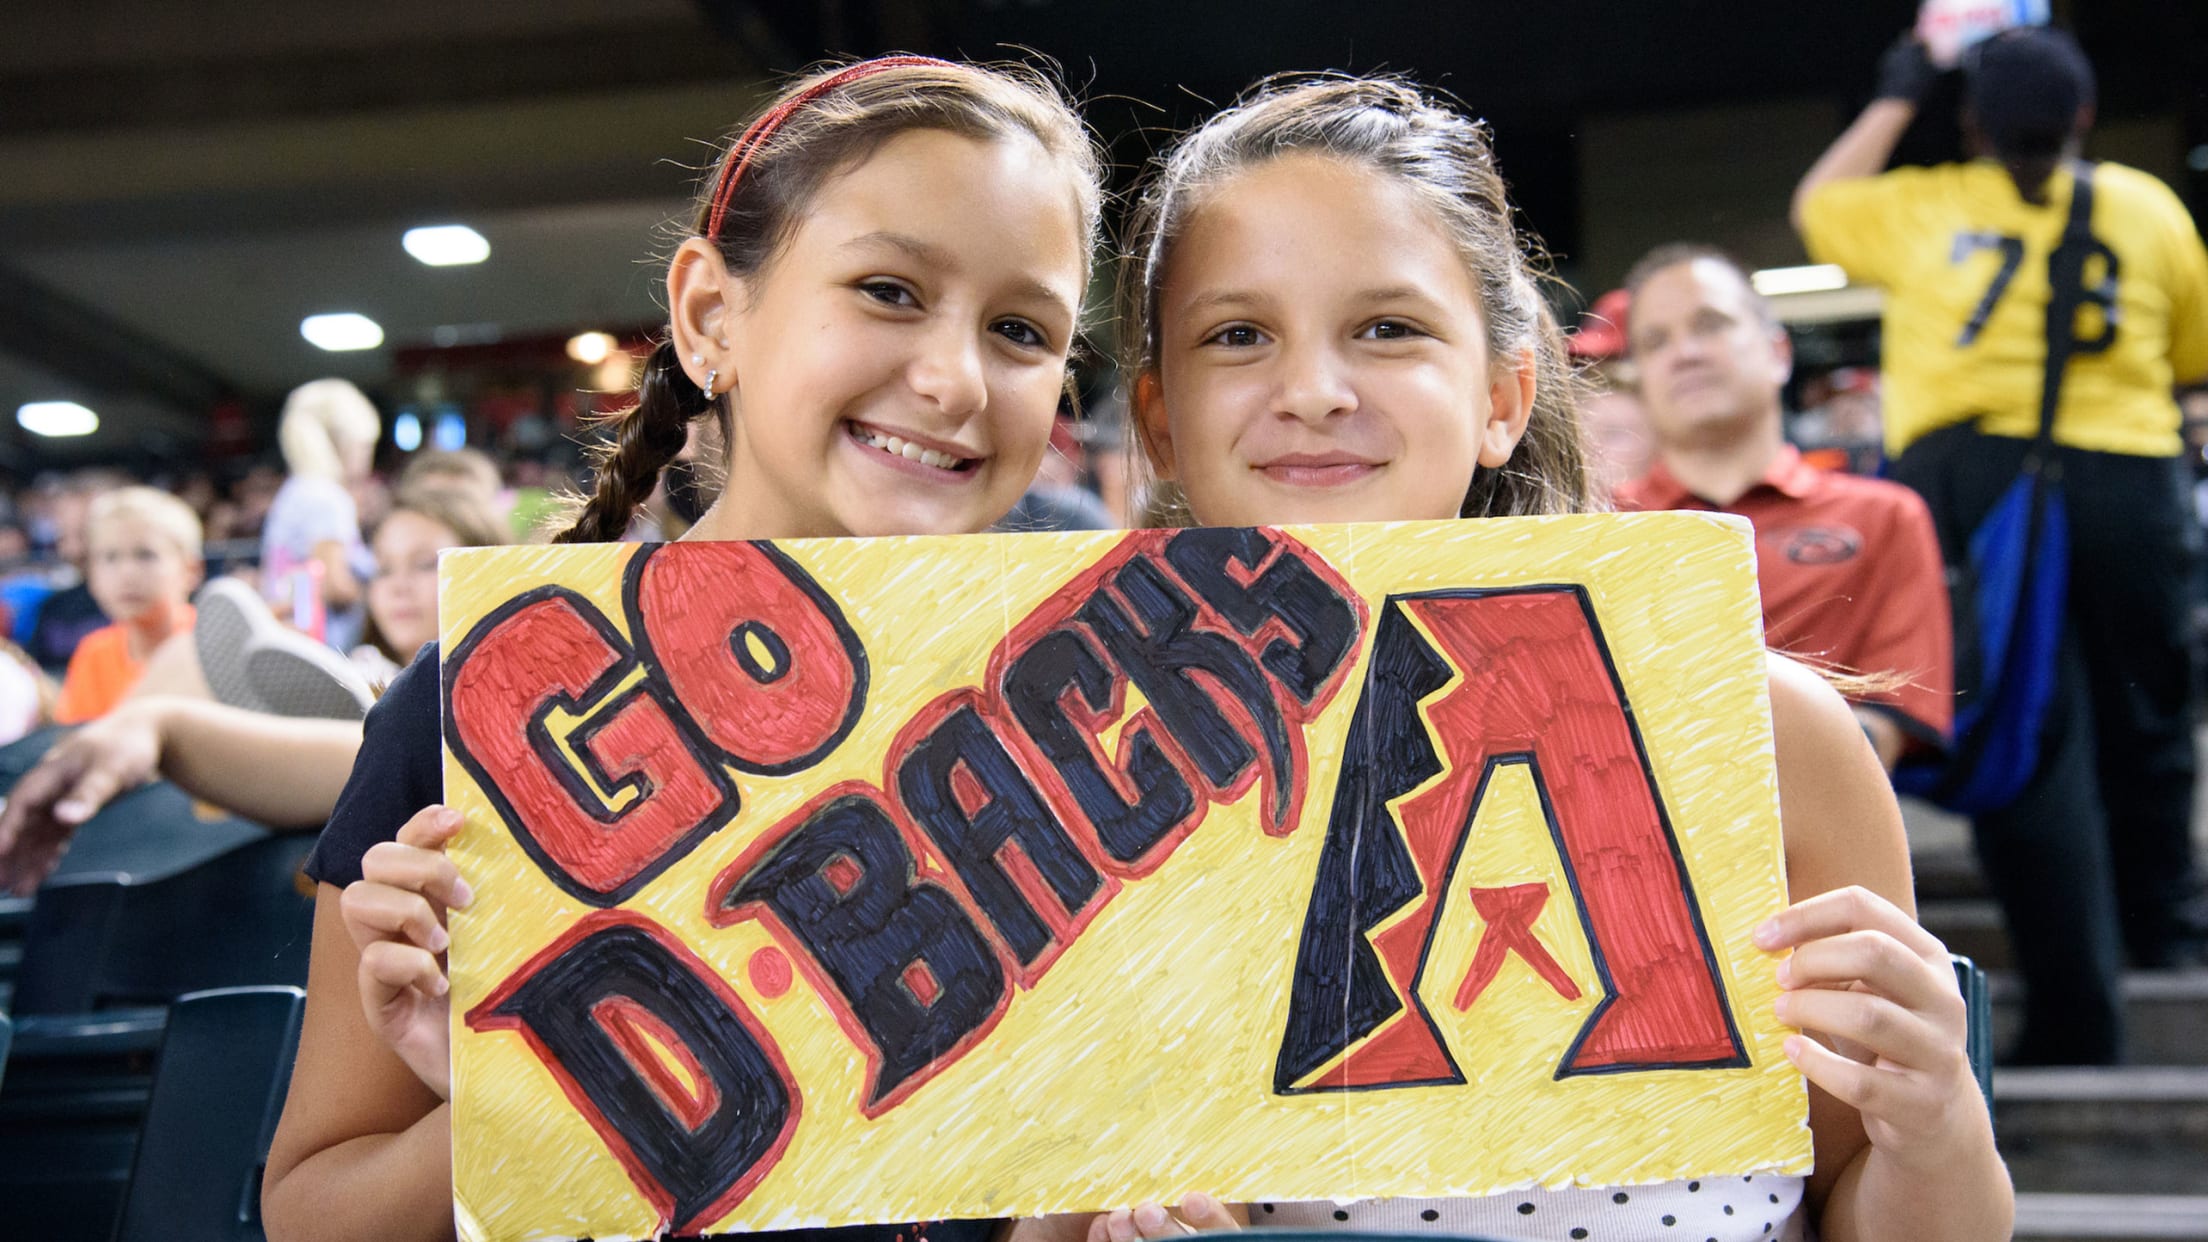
1254 1174 1806 1241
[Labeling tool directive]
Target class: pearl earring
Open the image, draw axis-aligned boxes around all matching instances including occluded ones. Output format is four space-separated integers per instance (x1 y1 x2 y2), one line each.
703 368 719 401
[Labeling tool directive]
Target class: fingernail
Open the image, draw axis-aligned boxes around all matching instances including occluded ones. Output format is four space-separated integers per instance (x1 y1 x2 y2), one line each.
433 972 450 996
1773 994 1791 1023
1774 957 1792 987
437 806 463 832
430 925 450 952
1180 1192 1215 1218
451 879 475 910
1782 1035 1804 1061
1134 1204 1168 1233
57 800 88 822
1752 919 1781 949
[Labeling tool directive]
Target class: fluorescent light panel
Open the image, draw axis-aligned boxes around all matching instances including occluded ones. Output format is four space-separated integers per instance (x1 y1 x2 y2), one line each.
403 224 490 266
301 312 384 352
1751 264 1849 297
18 401 100 438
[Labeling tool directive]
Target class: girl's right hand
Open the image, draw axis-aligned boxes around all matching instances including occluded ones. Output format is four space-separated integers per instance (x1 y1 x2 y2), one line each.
340 804 473 1098
1086 1195 1240 1242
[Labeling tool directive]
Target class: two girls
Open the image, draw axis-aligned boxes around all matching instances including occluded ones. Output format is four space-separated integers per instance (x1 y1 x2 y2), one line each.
266 59 2011 1242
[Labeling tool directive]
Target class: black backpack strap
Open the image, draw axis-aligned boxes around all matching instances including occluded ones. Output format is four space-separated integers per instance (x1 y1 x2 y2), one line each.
2033 160 2099 459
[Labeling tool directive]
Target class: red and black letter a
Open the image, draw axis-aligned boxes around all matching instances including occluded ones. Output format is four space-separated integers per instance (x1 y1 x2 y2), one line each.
1275 587 1746 1093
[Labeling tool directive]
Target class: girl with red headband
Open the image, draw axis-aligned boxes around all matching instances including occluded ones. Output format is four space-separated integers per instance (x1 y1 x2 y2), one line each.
261 56 1102 1242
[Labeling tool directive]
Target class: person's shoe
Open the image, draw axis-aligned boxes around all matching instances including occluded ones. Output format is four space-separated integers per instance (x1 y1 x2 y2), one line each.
244 633 374 721
194 577 272 714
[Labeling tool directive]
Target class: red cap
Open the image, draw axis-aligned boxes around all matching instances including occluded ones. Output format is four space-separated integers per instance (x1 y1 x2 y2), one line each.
1569 288 1632 360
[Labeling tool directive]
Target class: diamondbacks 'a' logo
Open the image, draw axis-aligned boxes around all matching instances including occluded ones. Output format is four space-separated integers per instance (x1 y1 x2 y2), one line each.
1275 586 1746 1092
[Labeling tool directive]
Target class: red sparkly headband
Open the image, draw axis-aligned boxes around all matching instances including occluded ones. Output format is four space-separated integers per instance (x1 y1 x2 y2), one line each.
703 55 955 242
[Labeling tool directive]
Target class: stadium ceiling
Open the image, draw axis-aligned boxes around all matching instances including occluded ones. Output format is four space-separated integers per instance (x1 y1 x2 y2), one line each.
0 0 2195 467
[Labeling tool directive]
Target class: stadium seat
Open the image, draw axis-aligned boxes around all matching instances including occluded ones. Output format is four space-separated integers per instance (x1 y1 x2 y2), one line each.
112 986 305 1242
1954 953 1994 1112
0 833 316 1241
10 831 316 1016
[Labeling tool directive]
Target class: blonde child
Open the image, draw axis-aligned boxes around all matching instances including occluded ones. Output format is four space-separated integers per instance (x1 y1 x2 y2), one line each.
53 486 203 723
259 55 1103 1242
1020 75 2010 1242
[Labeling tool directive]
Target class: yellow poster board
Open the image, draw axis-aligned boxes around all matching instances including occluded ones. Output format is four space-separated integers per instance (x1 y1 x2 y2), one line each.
440 514 1809 1241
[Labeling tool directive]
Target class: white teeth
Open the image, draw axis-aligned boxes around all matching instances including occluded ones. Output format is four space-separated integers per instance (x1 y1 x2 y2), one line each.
853 425 968 471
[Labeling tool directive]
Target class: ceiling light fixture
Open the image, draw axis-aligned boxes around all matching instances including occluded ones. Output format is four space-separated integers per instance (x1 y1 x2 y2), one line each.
566 331 616 365
17 401 100 438
301 312 385 352
403 224 490 266
1750 264 1849 297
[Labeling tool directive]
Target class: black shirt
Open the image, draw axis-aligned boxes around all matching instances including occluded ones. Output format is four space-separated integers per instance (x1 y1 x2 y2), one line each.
301 645 999 1242
302 641 442 889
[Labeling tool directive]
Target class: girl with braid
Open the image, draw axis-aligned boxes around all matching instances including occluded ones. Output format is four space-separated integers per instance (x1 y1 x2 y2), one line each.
261 56 1102 1242
1012 75 2009 1242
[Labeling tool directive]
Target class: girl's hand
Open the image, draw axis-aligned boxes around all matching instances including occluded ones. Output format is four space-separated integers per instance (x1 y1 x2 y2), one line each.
1086 1195 1240 1242
1757 885 1985 1165
341 804 473 1099
0 703 170 895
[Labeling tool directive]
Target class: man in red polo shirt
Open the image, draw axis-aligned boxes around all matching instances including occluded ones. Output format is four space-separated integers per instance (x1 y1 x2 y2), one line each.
1615 244 1952 769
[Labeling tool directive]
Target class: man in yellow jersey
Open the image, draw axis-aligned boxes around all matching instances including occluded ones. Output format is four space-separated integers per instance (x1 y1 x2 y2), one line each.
1794 27 2208 1065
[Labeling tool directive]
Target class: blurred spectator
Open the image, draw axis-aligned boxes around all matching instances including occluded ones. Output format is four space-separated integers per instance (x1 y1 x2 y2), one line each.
1570 289 1654 505
1569 287 1633 364
228 463 284 540
1583 384 1653 506
53 487 203 723
263 379 380 651
25 475 115 673
1615 244 1952 770
353 486 511 683
174 470 221 524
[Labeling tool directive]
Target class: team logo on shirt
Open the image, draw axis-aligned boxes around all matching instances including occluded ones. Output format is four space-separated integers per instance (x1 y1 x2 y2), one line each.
1774 525 1863 566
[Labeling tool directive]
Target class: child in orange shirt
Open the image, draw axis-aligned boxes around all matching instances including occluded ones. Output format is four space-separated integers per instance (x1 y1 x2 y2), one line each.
53 487 203 723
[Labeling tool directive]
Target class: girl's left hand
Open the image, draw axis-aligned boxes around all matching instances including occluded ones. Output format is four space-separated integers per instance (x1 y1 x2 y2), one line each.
1086 1195 1240 1242
1756 885 1985 1165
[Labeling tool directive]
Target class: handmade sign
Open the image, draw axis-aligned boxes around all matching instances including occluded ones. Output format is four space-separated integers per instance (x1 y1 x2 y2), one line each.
441 514 1809 1242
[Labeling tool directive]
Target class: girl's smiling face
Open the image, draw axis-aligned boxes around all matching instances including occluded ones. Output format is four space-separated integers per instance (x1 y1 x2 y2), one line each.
680 127 1088 542
1139 153 1534 529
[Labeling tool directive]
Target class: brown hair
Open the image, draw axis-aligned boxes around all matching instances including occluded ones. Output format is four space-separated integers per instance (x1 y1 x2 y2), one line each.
1122 74 1590 522
556 56 1104 544
397 448 503 501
